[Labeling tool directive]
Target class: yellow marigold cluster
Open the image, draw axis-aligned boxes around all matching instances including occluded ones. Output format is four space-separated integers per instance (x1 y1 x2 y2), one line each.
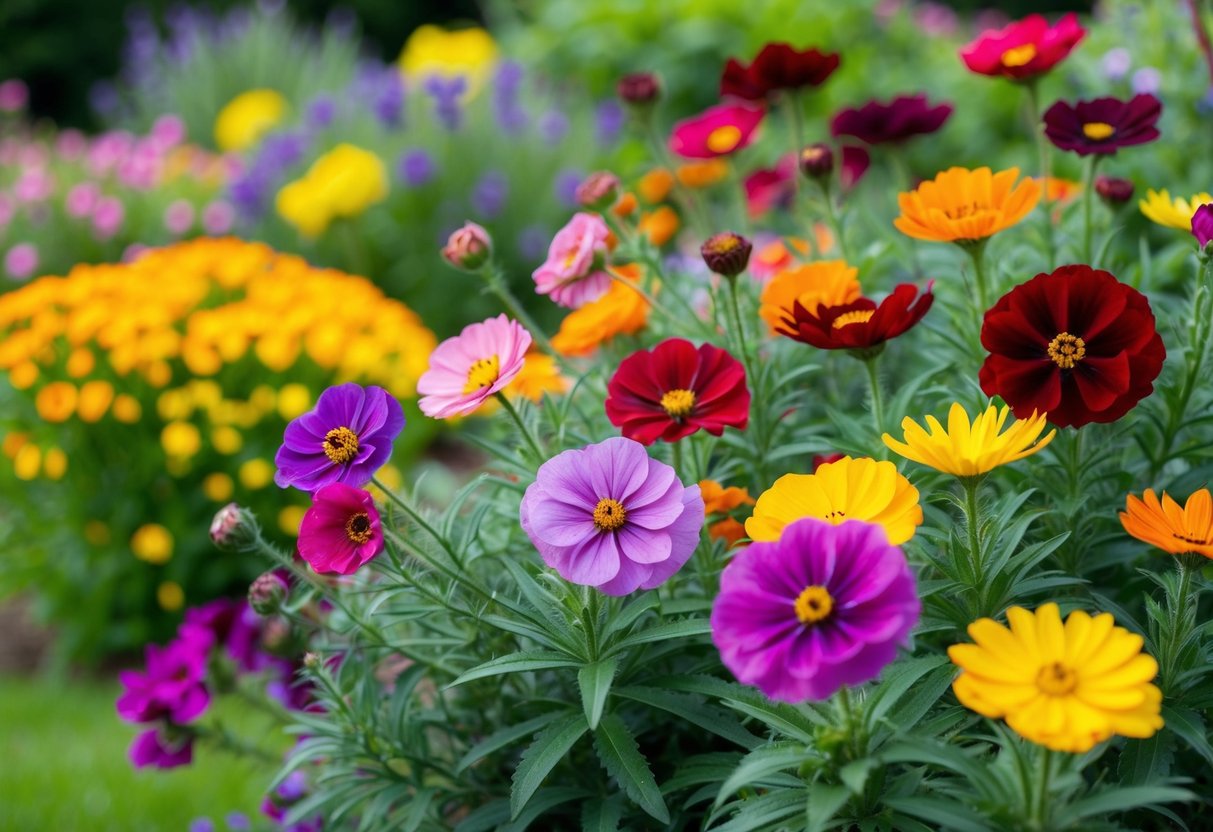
276 144 389 237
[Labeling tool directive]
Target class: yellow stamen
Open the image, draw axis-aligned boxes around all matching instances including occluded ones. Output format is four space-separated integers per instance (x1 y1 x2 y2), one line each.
345 512 373 544
323 426 360 464
794 585 833 625
462 355 501 395
706 125 742 154
1082 122 1115 141
831 309 876 329
660 388 696 419
1046 332 1086 369
592 498 627 531
1035 661 1078 695
1000 43 1037 67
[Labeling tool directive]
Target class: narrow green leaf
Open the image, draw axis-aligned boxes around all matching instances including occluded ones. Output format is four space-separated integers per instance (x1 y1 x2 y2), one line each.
607 618 712 652
578 657 619 730
501 787 591 832
864 656 949 729
592 713 670 823
613 685 760 749
715 743 810 808
510 712 589 820
712 791 805 832
1161 705 1213 766
885 796 995 832
1052 785 1194 825
1117 732 1174 786
456 714 555 774
580 796 624 832
806 782 850 832
839 758 876 796
449 651 581 688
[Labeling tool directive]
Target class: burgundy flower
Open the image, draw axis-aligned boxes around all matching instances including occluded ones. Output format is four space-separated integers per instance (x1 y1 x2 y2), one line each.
979 265 1165 428
1095 175 1135 205
721 43 840 100
831 95 953 146
960 13 1086 81
799 143 834 180
840 146 871 190
1043 95 1162 156
617 73 660 105
777 283 934 354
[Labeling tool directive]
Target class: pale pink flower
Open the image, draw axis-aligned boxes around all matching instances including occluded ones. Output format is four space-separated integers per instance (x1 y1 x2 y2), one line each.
92 196 126 240
202 201 235 235
65 183 100 218
417 314 532 419
164 199 195 236
531 212 612 308
0 79 28 112
4 243 38 281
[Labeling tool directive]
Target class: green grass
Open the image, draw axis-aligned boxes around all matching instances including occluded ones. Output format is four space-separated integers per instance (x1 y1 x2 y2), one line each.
0 675 283 831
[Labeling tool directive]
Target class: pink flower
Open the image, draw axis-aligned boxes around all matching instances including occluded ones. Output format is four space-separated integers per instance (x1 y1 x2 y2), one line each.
14 168 54 202
0 195 14 227
960 13 1086 81
164 199 195 235
532 212 613 308
297 483 384 575
0 79 28 112
65 183 100 218
4 243 38 281
744 153 796 217
442 221 493 270
92 195 125 240
150 115 186 150
56 129 87 160
202 200 235 235
669 103 765 159
417 314 532 418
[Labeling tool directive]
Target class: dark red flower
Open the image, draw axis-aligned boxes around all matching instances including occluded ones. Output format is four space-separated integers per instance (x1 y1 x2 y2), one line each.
721 43 840 100
1095 175 1134 205
605 338 750 444
776 283 934 353
744 153 796 216
1043 94 1162 156
812 452 845 471
617 73 661 104
840 146 870 190
831 95 953 145
960 13 1086 81
979 265 1165 428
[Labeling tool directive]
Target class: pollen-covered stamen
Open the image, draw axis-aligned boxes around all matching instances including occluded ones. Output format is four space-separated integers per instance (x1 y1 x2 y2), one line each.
1000 43 1037 67
823 509 847 522
1047 332 1086 369
345 512 373 544
592 498 627 532
1082 122 1115 141
706 125 742 154
831 310 876 329
660 388 696 419
1035 661 1078 695
323 426 360 464
462 355 501 395
794 585 833 625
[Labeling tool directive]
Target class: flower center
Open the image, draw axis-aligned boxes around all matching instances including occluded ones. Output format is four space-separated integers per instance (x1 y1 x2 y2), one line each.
1035 661 1078 695
322 426 360 464
592 497 627 531
1000 43 1037 67
943 202 981 220
1082 122 1116 141
462 355 501 395
706 125 742 154
831 310 876 329
1046 332 1086 369
704 234 741 254
345 512 373 544
660 388 696 419
794 585 833 625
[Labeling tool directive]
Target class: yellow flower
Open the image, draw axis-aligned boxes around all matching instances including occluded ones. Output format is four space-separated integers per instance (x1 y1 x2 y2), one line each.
2 432 29 458
278 505 306 537
949 603 1163 752
213 89 288 152
13 444 40 480
552 265 650 357
112 394 142 423
35 381 77 422
746 456 922 546
276 144 389 237
42 446 67 480
1119 488 1213 559
131 524 173 564
239 458 275 490
277 383 312 420
211 426 243 455
202 472 235 502
398 25 498 96
1139 188 1213 230
758 260 860 333
157 581 185 612
65 347 95 378
161 421 202 458
882 402 1055 477
77 380 114 423
505 353 570 403
894 166 1041 244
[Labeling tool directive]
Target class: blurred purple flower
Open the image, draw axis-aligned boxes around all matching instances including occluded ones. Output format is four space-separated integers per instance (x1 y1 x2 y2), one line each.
595 100 624 145
225 813 250 831
471 171 509 218
423 75 466 130
1102 48 1132 81
554 169 584 207
397 148 436 187
89 82 121 119
0 79 28 112
130 728 193 769
188 819 215 832
1132 67 1162 95
305 95 336 129
538 110 570 145
493 61 528 133
913 2 958 37
227 131 308 218
518 225 549 260
4 243 38 281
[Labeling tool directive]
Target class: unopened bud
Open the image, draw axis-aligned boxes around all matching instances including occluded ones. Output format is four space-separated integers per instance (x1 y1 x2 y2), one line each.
248 570 289 615
1094 175 1134 206
302 651 322 670
700 231 753 278
575 171 621 211
441 221 492 271
616 72 660 106
799 143 834 180
1192 204 1213 251
209 502 255 549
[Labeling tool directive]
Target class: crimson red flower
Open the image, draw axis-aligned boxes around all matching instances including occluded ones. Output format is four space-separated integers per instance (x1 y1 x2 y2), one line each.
1042 94 1162 156
960 13 1085 81
979 265 1165 428
776 283 934 354
831 95 953 145
721 43 840 100
606 338 750 444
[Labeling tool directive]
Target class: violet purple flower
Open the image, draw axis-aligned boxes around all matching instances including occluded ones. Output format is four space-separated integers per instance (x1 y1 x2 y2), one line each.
423 75 466 130
116 627 213 724
471 171 509 219
130 727 194 769
1193 204 1213 248
397 148 436 187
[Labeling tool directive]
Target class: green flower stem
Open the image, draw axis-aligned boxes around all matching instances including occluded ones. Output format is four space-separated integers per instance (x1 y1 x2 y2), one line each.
861 355 884 436
818 181 852 263
961 476 984 608
372 476 463 567
610 265 685 328
1036 747 1054 829
786 90 806 202
724 275 755 381
965 240 991 315
1153 281 1211 477
196 722 281 765
1081 155 1101 264
1023 79 1057 270
1162 554 1200 692
671 439 684 482
480 264 572 372
493 391 545 462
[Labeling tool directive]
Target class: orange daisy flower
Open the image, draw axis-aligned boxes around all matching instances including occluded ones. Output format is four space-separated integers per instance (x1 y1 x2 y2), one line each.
701 479 755 548
758 260 860 333
551 265 650 357
894 166 1041 244
1119 488 1213 558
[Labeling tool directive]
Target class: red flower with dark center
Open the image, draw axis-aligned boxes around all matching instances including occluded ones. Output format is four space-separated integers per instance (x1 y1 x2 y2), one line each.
1043 94 1162 156
979 265 1165 428
960 13 1086 81
831 95 953 146
605 338 750 444
776 283 934 353
721 43 840 100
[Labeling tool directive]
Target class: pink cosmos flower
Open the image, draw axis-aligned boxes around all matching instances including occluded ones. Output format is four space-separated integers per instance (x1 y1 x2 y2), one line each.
0 79 28 112
297 483 384 575
417 314 532 418
531 212 613 308
202 200 235 235
92 195 125 240
56 129 88 160
669 102 765 159
4 243 38 281
164 199 195 235
65 182 100 218
960 13 1085 81
1193 204 1213 248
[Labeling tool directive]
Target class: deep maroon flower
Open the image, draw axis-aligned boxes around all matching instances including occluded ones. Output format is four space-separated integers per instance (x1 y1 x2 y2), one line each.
617 72 660 105
831 95 953 146
298 483 385 575
1043 95 1162 156
979 265 1165 428
840 146 870 190
1095 175 1135 205
605 339 750 444
701 232 753 277
777 283 934 354
960 13 1086 81
130 728 194 769
720 43 840 100
800 143 834 180
812 452 845 471
1193 204 1213 248
116 628 212 725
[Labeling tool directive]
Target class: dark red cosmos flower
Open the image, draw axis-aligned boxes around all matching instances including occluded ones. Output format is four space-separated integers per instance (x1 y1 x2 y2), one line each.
776 283 934 353
960 13 1085 81
1043 94 1162 156
979 265 1165 428
831 95 954 145
721 43 840 100
606 338 750 444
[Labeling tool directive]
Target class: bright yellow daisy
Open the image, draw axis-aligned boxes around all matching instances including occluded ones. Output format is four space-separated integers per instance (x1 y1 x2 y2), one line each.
882 402 1055 477
1139 189 1213 230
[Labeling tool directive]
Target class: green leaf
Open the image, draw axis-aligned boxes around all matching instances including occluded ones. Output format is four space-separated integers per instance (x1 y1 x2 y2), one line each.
1161 705 1213 766
578 657 619 730
580 796 624 832
592 713 670 823
863 655 950 730
839 758 877 796
510 712 589 820
449 651 582 688
872 664 957 742
806 782 850 832
712 791 805 832
1052 785 1194 825
885 796 996 832
613 685 760 749
606 618 712 652
715 743 810 808
456 714 555 774
501 787 591 832
1117 732 1175 785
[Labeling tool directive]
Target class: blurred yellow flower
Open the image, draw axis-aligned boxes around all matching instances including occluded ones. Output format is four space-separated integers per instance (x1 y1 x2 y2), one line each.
277 383 312 420
161 421 202 458
9 361 37 389
66 348 95 378
157 580 185 612
202 472 235 502
211 426 243 455
398 25 498 95
276 144 389 237
131 524 173 564
2 432 29 458
42 447 67 480
112 395 142 423
35 381 77 422
239 458 275 490
13 444 40 480
1139 188 1213 230
213 89 288 152
77 380 115 423
883 402 1055 477
278 505 306 537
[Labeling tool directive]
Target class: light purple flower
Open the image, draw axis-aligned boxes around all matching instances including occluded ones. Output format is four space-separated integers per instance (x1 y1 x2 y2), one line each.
203 200 235 234
306 95 336 129
93 196 126 240
4 243 38 281
1193 204 1213 248
66 183 100 218
554 169 584 207
189 818 216 832
1102 48 1132 81
520 437 704 596
397 148 436 187
225 812 251 831
595 100 625 145
130 728 193 769
423 75 466 130
712 518 919 702
1131 67 1161 95
164 199 195 235
471 171 508 219
538 110 570 145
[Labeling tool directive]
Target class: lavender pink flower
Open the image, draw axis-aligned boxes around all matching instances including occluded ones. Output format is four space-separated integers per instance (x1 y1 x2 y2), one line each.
116 627 213 724
532 212 613 308
297 483 384 575
417 314 531 418
4 243 38 281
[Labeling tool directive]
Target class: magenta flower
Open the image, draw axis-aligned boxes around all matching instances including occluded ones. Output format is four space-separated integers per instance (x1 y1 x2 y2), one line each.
1042 94 1162 156
130 728 194 769
417 314 531 418
831 95 953 145
274 382 405 492
668 102 765 160
711 518 920 703
297 483 384 575
1193 204 1213 248
116 628 213 724
3 242 38 281
520 437 704 596
532 212 612 308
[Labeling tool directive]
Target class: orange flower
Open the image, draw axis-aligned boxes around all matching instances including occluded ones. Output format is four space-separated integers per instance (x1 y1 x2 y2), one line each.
638 168 675 204
1039 176 1082 204
700 479 755 514
639 206 680 246
1120 488 1213 558
551 265 650 357
894 166 1041 244
677 160 729 189
758 260 860 333
709 517 748 548
505 352 570 402
751 231 834 279
612 192 638 218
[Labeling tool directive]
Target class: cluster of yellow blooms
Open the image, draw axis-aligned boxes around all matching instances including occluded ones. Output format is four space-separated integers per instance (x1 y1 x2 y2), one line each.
213 88 289 153
276 144 389 237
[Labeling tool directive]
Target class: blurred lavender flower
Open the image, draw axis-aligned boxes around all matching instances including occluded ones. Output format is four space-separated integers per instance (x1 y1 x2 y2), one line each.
423 75 466 130
493 60 528 134
228 131 308 218
595 100 624 145
397 149 436 187
913 2 959 36
471 171 508 219
518 225 549 260
188 819 215 832
90 82 121 119
224 814 250 831
1131 67 1161 95
373 73 405 127
554 169 583 207
538 110 570 145
1102 48 1132 81
306 95 336 129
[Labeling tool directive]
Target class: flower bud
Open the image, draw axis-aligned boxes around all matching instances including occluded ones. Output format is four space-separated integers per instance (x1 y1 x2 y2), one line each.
248 570 289 615
616 72 660 105
575 171 621 211
1094 175 1134 206
209 502 255 549
700 232 753 278
302 651 322 670
1191 204 1213 251
441 221 492 271
799 143 834 180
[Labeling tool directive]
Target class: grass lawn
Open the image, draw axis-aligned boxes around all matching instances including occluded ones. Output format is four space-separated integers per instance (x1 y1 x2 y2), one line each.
0 674 284 831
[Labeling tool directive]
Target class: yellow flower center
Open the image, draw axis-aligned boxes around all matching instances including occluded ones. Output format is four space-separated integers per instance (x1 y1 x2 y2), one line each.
794 585 833 625
1082 122 1116 141
592 497 627 531
323 426 360 464
462 355 501 395
1000 43 1038 67
704 235 742 254
1035 661 1078 695
831 309 876 329
801 146 828 165
706 125 743 154
345 512 374 544
1047 332 1086 369
660 388 696 419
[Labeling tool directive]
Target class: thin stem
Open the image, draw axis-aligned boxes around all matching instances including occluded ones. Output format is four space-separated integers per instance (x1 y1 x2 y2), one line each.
1081 155 1100 264
372 476 462 566
481 265 571 371
610 266 683 326
965 241 990 314
818 181 852 263
1023 80 1056 270
787 90 806 205
494 392 544 462
862 356 884 436
671 440 684 482
1162 555 1198 692
724 275 755 380
1036 747 1053 829
962 477 984 610
1153 282 1211 476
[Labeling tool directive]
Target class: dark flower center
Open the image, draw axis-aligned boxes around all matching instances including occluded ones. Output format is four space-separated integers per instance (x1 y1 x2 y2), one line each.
660 388 696 419
794 585 833 625
1035 661 1077 695
592 498 627 532
1047 332 1086 369
345 512 373 544
323 427 360 464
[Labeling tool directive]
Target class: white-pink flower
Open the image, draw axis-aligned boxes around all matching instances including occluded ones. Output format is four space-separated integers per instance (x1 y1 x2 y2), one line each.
417 314 532 419
531 212 612 308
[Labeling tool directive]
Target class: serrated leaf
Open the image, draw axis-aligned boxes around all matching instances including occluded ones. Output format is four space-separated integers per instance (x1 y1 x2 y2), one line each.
580 796 624 832
715 743 809 808
510 712 589 820
578 657 618 730
456 714 555 774
592 713 669 823
1161 705 1213 766
711 791 805 832
806 782 850 832
449 651 582 688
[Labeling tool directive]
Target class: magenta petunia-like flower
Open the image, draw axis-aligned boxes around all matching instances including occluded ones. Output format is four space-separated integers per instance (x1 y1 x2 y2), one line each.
532 212 613 308
959 12 1085 81
417 314 532 418
1192 204 1213 248
1042 94 1162 156
520 437 704 596
129 728 194 769
669 103 765 160
831 95 953 146
116 627 213 725
297 483 384 575
274 383 405 492
711 518 920 703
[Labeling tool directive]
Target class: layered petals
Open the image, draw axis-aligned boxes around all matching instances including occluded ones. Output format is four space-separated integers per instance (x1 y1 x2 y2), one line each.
777 282 934 351
894 166 1041 244
1120 488 1213 559
831 95 953 145
1043 94 1162 156
1139 189 1213 231
417 314 532 418
720 43 840 100
882 402 1055 477
532 212 613 308
959 13 1085 80
297 483 384 575
758 260 860 332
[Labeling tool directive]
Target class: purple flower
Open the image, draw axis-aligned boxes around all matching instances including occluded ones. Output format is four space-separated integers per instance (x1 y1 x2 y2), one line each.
554 169 584 207
130 728 193 769
1043 94 1162 156
831 94 953 145
471 171 509 219
397 148 436 187
1131 67 1162 95
492 61 529 133
595 100 625 145
305 95 336 129
423 75 466 130
225 813 251 831
520 437 704 595
1193 204 1213 248
538 110 570 145
116 629 213 724
372 72 405 127
274 383 405 492
711 518 920 702
1102 48 1132 81
189 818 216 832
